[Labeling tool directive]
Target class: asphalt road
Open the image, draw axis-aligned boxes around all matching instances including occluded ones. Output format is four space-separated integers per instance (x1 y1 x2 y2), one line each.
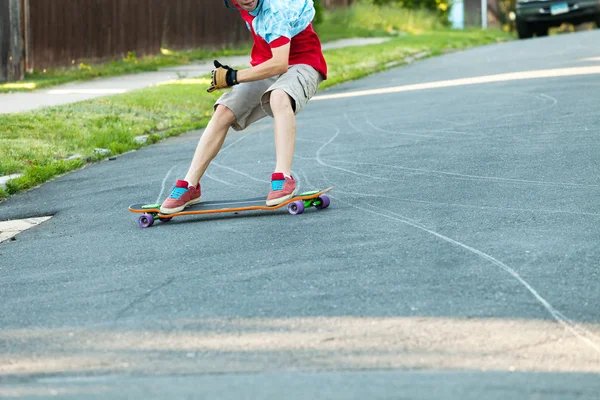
1 31 600 399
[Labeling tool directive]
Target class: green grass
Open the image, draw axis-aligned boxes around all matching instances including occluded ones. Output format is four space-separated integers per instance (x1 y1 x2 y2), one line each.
315 1 447 42
0 80 220 195
0 47 251 94
0 5 514 200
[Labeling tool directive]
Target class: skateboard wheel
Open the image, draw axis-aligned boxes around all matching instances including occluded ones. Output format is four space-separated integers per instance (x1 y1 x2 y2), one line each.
138 213 154 228
160 217 172 223
288 200 305 215
315 195 330 210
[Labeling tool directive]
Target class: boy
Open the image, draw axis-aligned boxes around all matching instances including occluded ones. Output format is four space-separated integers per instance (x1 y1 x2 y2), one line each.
160 0 327 214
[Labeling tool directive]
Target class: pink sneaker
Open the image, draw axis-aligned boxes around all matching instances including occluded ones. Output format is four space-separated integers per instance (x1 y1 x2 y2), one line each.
266 173 297 206
160 180 202 214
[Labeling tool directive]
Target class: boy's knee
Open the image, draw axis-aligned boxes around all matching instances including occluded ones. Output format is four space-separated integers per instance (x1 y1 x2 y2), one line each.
269 90 294 114
214 104 236 126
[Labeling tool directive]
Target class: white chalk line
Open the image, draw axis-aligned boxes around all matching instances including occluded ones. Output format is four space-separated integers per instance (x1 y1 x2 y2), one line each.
333 193 600 354
494 92 558 122
554 309 600 343
363 90 558 135
343 112 386 140
204 171 235 187
297 137 328 144
295 154 317 161
332 188 600 218
364 115 479 139
463 92 559 126
212 162 270 183
322 159 600 189
155 164 180 203
315 126 389 181
220 133 249 154
315 124 600 354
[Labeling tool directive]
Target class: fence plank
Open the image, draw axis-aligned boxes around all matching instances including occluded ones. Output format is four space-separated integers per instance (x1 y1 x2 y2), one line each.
23 0 31 72
23 0 354 72
0 0 9 81
0 0 24 82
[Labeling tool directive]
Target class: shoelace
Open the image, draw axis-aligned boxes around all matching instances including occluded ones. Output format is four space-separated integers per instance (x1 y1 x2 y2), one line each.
271 180 285 191
169 187 187 199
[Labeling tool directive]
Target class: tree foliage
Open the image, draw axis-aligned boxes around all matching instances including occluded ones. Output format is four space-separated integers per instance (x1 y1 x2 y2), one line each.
314 0 325 25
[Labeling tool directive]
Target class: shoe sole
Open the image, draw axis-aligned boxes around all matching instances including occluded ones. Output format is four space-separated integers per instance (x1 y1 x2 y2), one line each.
266 190 297 207
160 196 202 214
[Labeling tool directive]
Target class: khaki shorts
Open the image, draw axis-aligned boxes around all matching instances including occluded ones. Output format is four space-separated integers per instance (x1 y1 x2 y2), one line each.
215 64 323 131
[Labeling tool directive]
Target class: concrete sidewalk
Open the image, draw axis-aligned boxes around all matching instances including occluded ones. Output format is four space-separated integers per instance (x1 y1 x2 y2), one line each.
0 37 390 114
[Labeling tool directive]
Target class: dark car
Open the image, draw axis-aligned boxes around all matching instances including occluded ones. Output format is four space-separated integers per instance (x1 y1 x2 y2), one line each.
515 0 600 38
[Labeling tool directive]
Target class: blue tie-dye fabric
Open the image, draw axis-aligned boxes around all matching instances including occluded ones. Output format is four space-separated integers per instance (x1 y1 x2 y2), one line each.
248 0 316 44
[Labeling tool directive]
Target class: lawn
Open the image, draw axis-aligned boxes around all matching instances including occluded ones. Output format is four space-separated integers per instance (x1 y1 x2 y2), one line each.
0 47 251 94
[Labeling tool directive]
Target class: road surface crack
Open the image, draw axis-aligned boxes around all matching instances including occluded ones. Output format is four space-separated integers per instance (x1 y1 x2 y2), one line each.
114 277 175 321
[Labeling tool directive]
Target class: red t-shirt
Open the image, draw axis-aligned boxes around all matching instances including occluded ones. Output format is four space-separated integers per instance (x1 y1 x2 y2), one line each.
239 10 328 80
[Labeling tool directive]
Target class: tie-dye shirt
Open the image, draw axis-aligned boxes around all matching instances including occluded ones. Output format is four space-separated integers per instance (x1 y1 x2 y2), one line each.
237 0 328 79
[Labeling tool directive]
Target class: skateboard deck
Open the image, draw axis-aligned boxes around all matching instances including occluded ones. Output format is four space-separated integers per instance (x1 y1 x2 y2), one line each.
129 187 332 228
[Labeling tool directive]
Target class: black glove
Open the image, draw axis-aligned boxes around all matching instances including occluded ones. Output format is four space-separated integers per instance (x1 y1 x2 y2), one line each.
207 60 238 93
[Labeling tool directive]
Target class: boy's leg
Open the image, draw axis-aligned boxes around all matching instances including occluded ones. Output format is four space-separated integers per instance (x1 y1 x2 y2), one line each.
183 105 236 187
270 89 296 177
159 107 233 214
261 64 323 205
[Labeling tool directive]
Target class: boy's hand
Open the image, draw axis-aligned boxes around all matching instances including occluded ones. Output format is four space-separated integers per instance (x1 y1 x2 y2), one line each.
207 60 239 92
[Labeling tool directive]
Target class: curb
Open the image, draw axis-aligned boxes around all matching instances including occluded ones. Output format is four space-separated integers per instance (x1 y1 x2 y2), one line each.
0 174 21 190
0 216 52 243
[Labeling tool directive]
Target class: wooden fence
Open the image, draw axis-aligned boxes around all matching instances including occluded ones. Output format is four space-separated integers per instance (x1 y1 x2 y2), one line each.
0 0 24 81
2 0 355 79
23 0 253 72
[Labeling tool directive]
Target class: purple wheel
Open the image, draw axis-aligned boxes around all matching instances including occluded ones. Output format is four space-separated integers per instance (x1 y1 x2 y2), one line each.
287 200 305 215
160 217 172 223
138 213 154 228
315 195 330 210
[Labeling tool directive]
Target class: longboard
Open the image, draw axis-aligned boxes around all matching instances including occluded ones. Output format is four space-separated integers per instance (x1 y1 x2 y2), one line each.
129 187 332 228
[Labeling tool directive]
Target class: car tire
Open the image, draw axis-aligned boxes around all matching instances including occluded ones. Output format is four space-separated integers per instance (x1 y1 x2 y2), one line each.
595 15 600 28
516 20 533 39
535 25 549 36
